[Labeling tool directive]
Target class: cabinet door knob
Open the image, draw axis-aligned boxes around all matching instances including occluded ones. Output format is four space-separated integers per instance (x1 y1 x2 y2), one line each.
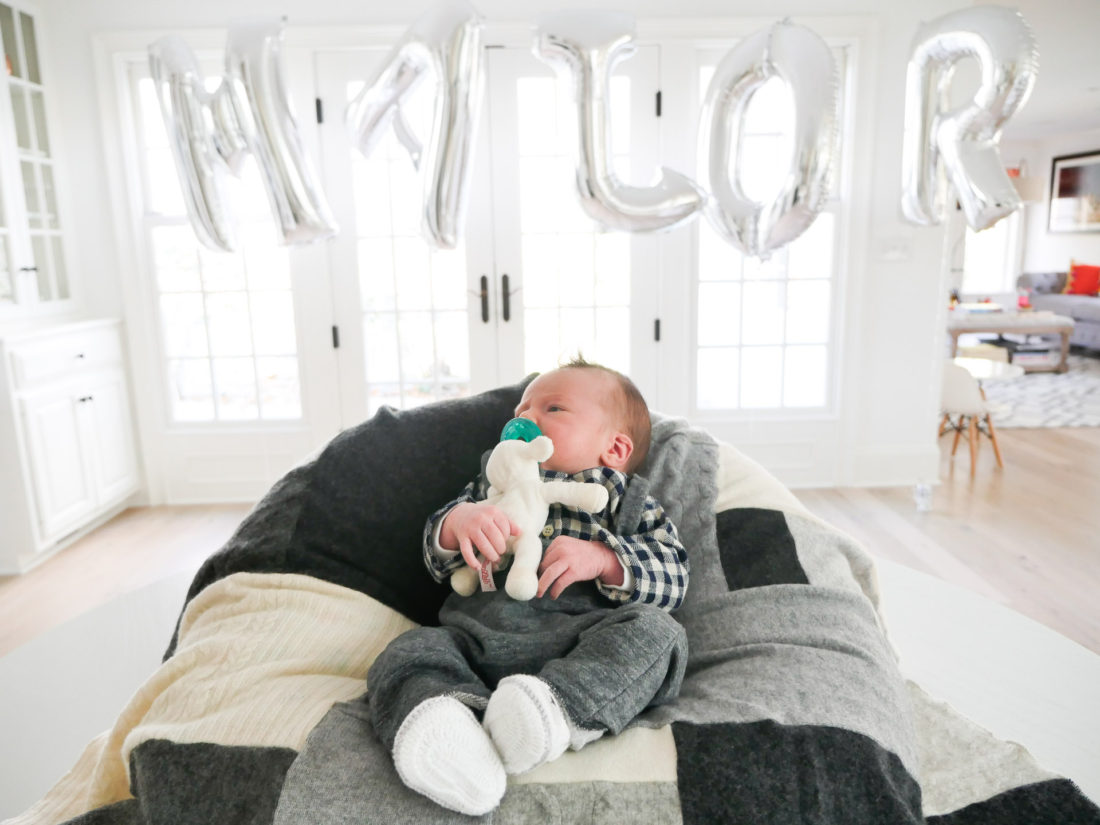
75 353 85 359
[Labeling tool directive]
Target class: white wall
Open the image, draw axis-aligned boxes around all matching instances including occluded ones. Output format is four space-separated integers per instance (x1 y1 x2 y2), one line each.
1004 128 1100 275
36 0 966 489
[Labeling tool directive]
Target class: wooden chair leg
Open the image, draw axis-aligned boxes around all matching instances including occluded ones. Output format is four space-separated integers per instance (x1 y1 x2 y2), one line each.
938 413 950 437
968 416 978 478
952 416 963 457
986 413 1004 469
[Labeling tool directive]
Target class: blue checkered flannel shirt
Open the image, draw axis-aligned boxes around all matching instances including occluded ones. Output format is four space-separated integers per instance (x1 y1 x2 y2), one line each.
423 466 689 611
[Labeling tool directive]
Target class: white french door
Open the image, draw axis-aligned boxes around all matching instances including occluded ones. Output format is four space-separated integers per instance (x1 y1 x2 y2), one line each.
314 41 662 425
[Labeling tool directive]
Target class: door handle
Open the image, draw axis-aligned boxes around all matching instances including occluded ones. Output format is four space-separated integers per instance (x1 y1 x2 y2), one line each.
479 275 489 323
501 274 511 322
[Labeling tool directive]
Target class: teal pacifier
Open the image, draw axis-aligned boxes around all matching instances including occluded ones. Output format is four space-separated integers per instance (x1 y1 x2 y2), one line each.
500 417 542 442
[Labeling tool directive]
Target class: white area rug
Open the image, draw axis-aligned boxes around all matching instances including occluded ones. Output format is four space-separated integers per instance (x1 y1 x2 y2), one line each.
982 354 1100 428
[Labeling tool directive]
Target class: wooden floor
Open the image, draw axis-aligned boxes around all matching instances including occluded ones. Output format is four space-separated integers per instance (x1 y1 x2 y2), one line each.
798 426 1100 655
0 504 251 657
1 426 1097 658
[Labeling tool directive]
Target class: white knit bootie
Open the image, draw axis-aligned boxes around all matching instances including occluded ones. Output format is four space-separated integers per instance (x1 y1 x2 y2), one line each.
483 675 572 774
392 695 506 815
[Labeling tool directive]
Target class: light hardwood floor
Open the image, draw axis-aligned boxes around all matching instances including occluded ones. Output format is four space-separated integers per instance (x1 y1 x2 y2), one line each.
1 427 1097 658
798 426 1100 655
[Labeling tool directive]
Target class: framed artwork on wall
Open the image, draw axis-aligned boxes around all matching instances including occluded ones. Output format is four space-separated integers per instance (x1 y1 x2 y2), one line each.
1048 150 1100 232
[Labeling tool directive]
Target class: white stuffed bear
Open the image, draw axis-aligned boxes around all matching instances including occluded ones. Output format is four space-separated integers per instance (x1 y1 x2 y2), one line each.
450 435 610 601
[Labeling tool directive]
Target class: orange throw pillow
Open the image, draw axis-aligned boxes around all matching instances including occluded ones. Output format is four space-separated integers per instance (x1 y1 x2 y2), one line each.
1065 261 1100 295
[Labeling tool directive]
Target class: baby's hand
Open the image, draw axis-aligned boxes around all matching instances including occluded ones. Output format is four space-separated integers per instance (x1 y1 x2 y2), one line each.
536 536 621 599
440 502 521 571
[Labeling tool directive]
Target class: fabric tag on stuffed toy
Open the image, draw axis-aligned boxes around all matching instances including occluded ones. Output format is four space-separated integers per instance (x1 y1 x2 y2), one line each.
479 559 497 592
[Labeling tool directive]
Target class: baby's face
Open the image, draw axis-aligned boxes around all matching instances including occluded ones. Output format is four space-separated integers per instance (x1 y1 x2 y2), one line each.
513 368 630 473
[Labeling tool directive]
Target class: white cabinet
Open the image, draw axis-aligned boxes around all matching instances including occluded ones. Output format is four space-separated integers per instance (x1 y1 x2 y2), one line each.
0 319 141 572
0 0 71 315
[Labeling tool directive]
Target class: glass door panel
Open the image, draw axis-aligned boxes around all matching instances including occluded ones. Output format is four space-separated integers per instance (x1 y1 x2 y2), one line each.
316 50 489 424
486 46 661 395
0 2 65 302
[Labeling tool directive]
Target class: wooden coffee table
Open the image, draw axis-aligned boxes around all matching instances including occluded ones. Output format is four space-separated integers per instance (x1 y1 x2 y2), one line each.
946 310 1075 373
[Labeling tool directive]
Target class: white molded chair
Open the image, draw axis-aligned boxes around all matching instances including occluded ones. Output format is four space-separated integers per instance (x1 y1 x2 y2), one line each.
938 361 1004 478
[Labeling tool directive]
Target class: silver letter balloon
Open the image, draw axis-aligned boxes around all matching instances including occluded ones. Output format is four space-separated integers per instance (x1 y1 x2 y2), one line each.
535 10 703 233
149 19 339 252
900 6 1038 231
697 19 839 259
346 0 485 250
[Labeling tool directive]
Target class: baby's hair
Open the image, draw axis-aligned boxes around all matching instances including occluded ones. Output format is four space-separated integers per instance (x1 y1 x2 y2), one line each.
559 354 651 473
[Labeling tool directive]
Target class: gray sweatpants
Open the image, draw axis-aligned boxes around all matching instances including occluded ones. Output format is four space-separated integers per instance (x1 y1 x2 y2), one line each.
367 583 688 751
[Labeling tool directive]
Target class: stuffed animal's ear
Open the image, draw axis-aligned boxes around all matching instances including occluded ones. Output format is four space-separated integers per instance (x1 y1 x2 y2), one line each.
528 436 554 462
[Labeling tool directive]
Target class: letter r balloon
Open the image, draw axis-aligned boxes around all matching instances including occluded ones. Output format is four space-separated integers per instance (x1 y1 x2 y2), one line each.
900 6 1038 231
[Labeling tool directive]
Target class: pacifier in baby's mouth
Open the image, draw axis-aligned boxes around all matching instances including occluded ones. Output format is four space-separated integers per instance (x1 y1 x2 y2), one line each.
500 417 542 442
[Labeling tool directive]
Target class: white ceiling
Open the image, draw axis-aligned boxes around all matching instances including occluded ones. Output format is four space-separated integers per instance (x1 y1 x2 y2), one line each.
989 0 1100 140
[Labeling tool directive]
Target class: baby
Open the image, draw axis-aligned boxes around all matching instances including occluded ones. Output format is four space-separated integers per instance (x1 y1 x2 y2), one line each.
367 357 689 815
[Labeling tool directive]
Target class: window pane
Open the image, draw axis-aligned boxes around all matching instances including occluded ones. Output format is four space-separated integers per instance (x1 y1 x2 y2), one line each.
40 162 57 228
524 307 560 372
19 11 38 84
161 294 208 357
558 307 595 363
522 235 560 308
435 310 470 383
593 233 629 305
352 158 393 237
783 345 827 407
594 307 629 375
388 159 421 237
30 89 48 155
199 246 246 292
21 160 39 227
152 226 201 292
431 246 467 310
205 292 253 356
10 85 30 150
363 312 400 383
146 147 186 215
250 291 297 355
398 311 434 381
557 234 595 307
740 346 783 408
699 223 742 282
257 356 301 419
359 238 396 311
698 282 740 346
212 357 259 420
741 281 785 345
393 238 432 311
787 212 834 278
697 348 739 409
168 359 215 420
785 280 830 344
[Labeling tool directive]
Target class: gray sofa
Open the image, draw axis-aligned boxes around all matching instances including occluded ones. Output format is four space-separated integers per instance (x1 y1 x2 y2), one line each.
1017 272 1100 350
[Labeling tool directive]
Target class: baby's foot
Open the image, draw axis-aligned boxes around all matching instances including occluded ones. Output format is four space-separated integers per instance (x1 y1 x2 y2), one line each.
483 675 571 774
393 695 506 815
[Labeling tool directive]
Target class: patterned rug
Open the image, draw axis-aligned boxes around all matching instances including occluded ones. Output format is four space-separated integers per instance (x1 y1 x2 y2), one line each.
982 353 1100 428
